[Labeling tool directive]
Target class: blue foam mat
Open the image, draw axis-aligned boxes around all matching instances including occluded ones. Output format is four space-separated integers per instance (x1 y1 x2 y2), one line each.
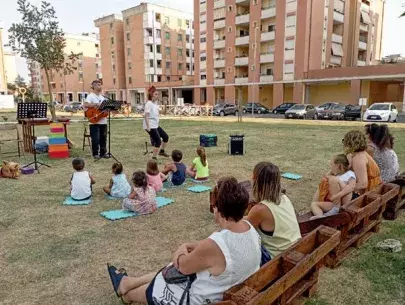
101 197 174 221
63 196 92 205
163 181 187 188
189 178 210 184
105 194 124 200
282 173 302 180
187 185 212 193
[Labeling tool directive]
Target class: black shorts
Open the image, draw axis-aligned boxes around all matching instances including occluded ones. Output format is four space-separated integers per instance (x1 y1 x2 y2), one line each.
147 126 169 148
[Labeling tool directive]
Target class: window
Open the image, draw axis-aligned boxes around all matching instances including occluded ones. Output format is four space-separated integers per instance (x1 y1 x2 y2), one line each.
78 72 83 81
146 29 153 36
251 65 255 71
157 60 162 68
186 34 190 42
78 62 82 69
127 48 131 56
228 26 232 33
157 75 162 82
201 74 207 80
110 23 113 29
126 18 129 26
165 32 170 40
178 63 183 70
201 56 206 61
200 37 206 43
178 19 182 26
95 63 99 69
166 62 171 69
165 16 170 24
111 51 115 60
228 47 232 52
128 63 132 70
111 37 114 44
228 5 232 11
178 34 183 41
167 76 171 81
165 47 171 55
150 60 154 67
156 29 161 37
112 64 116 72
128 77 132 84
177 49 183 56
126 33 130 41
268 24 276 32
266 68 273 75
149 45 153 52
113 78 116 85
157 45 161 53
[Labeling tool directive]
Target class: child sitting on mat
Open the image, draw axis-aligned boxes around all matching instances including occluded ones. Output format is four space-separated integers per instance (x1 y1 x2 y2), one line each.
70 158 95 201
311 154 356 219
161 150 187 186
103 163 131 198
122 171 157 215
186 146 209 180
146 159 166 192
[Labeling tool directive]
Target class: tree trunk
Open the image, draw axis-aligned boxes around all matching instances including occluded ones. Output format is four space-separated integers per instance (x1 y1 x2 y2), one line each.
44 69 56 121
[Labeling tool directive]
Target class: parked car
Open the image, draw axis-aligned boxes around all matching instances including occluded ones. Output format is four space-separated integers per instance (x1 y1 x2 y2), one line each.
213 103 238 116
316 102 339 112
344 105 362 121
63 101 83 112
363 103 398 122
285 104 317 119
272 102 297 114
242 103 270 114
316 104 346 120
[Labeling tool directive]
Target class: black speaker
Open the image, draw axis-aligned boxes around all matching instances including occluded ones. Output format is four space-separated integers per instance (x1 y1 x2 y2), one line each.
229 134 245 155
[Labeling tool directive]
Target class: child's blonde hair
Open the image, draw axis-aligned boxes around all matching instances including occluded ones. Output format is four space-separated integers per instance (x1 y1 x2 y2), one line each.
197 146 207 167
333 154 350 174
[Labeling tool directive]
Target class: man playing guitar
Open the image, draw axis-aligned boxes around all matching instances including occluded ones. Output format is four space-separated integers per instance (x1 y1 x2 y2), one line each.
83 80 108 160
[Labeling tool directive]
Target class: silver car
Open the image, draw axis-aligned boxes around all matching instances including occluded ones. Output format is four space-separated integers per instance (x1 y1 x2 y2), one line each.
285 104 316 119
213 103 238 116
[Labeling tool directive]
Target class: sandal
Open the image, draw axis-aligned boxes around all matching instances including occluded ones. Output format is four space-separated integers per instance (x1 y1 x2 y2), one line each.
107 263 128 297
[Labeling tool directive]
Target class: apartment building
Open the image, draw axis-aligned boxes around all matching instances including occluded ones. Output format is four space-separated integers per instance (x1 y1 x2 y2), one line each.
193 0 397 108
0 26 6 94
30 33 101 103
95 3 194 105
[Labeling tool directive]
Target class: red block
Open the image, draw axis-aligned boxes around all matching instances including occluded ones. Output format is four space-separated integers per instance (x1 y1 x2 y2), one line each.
49 151 69 159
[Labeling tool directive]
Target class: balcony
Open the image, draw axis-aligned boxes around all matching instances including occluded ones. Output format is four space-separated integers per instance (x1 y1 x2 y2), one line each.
260 75 274 82
214 0 225 9
155 37 162 45
214 19 226 29
261 31 275 42
236 13 250 25
186 70 193 76
200 61 207 70
330 56 342 65
261 7 276 19
200 79 207 86
200 23 207 31
156 53 162 60
333 11 344 23
155 68 162 75
235 56 249 66
285 26 296 36
235 76 248 84
260 53 274 63
359 41 367 50
360 23 369 32
357 60 366 66
286 1 297 13
332 34 343 44
214 78 225 86
214 59 225 68
235 35 250 46
214 39 226 49
144 36 154 44
236 0 249 4
284 50 295 60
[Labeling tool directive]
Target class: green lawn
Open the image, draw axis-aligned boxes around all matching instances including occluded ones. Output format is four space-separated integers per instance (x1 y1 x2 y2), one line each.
1 118 404 305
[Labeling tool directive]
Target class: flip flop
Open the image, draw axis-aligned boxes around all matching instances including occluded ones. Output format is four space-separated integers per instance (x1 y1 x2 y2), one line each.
107 263 127 297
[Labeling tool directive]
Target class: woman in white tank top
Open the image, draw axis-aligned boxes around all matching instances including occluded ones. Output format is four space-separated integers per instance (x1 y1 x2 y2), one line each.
107 177 261 305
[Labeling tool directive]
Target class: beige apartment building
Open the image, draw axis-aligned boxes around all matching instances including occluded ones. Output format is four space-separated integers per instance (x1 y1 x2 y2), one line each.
0 26 7 94
30 33 101 103
95 2 194 104
193 0 405 109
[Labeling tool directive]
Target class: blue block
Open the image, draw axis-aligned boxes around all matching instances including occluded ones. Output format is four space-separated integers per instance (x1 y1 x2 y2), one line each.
282 173 302 180
187 185 212 193
63 196 92 205
49 137 66 145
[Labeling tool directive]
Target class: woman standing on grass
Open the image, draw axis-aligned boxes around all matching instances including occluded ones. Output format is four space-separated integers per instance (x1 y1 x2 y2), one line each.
143 86 170 161
107 177 261 305
365 124 399 182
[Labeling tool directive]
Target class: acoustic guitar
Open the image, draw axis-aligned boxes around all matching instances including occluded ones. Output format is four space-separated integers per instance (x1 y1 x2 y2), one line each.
85 107 108 124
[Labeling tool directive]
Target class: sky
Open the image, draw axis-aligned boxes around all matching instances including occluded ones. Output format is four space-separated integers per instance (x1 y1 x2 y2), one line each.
0 0 404 81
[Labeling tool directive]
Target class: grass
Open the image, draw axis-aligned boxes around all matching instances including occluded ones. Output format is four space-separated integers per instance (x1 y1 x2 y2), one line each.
1 118 405 305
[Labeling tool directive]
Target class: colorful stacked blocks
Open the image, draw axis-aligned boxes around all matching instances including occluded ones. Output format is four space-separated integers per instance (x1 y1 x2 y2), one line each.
48 123 69 159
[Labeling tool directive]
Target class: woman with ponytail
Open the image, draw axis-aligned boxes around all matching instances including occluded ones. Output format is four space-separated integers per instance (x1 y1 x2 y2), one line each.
187 146 210 180
122 171 157 215
143 86 170 160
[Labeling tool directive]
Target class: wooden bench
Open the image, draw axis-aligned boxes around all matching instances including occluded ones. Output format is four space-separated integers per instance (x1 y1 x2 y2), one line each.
216 226 340 305
383 178 405 220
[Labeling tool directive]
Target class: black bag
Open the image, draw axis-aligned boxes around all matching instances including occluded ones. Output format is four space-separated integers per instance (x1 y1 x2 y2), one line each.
162 265 196 305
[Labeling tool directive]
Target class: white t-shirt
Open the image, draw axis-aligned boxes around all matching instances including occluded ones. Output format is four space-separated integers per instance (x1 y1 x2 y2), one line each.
142 100 160 130
71 171 92 200
85 93 106 125
338 170 356 184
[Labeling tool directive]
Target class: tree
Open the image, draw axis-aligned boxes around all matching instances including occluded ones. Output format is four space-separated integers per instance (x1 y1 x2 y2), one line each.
9 0 80 120
401 12 405 17
7 75 35 102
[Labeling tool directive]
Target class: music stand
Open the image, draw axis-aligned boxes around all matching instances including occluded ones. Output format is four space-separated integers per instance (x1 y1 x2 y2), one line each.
17 102 51 172
94 98 122 163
